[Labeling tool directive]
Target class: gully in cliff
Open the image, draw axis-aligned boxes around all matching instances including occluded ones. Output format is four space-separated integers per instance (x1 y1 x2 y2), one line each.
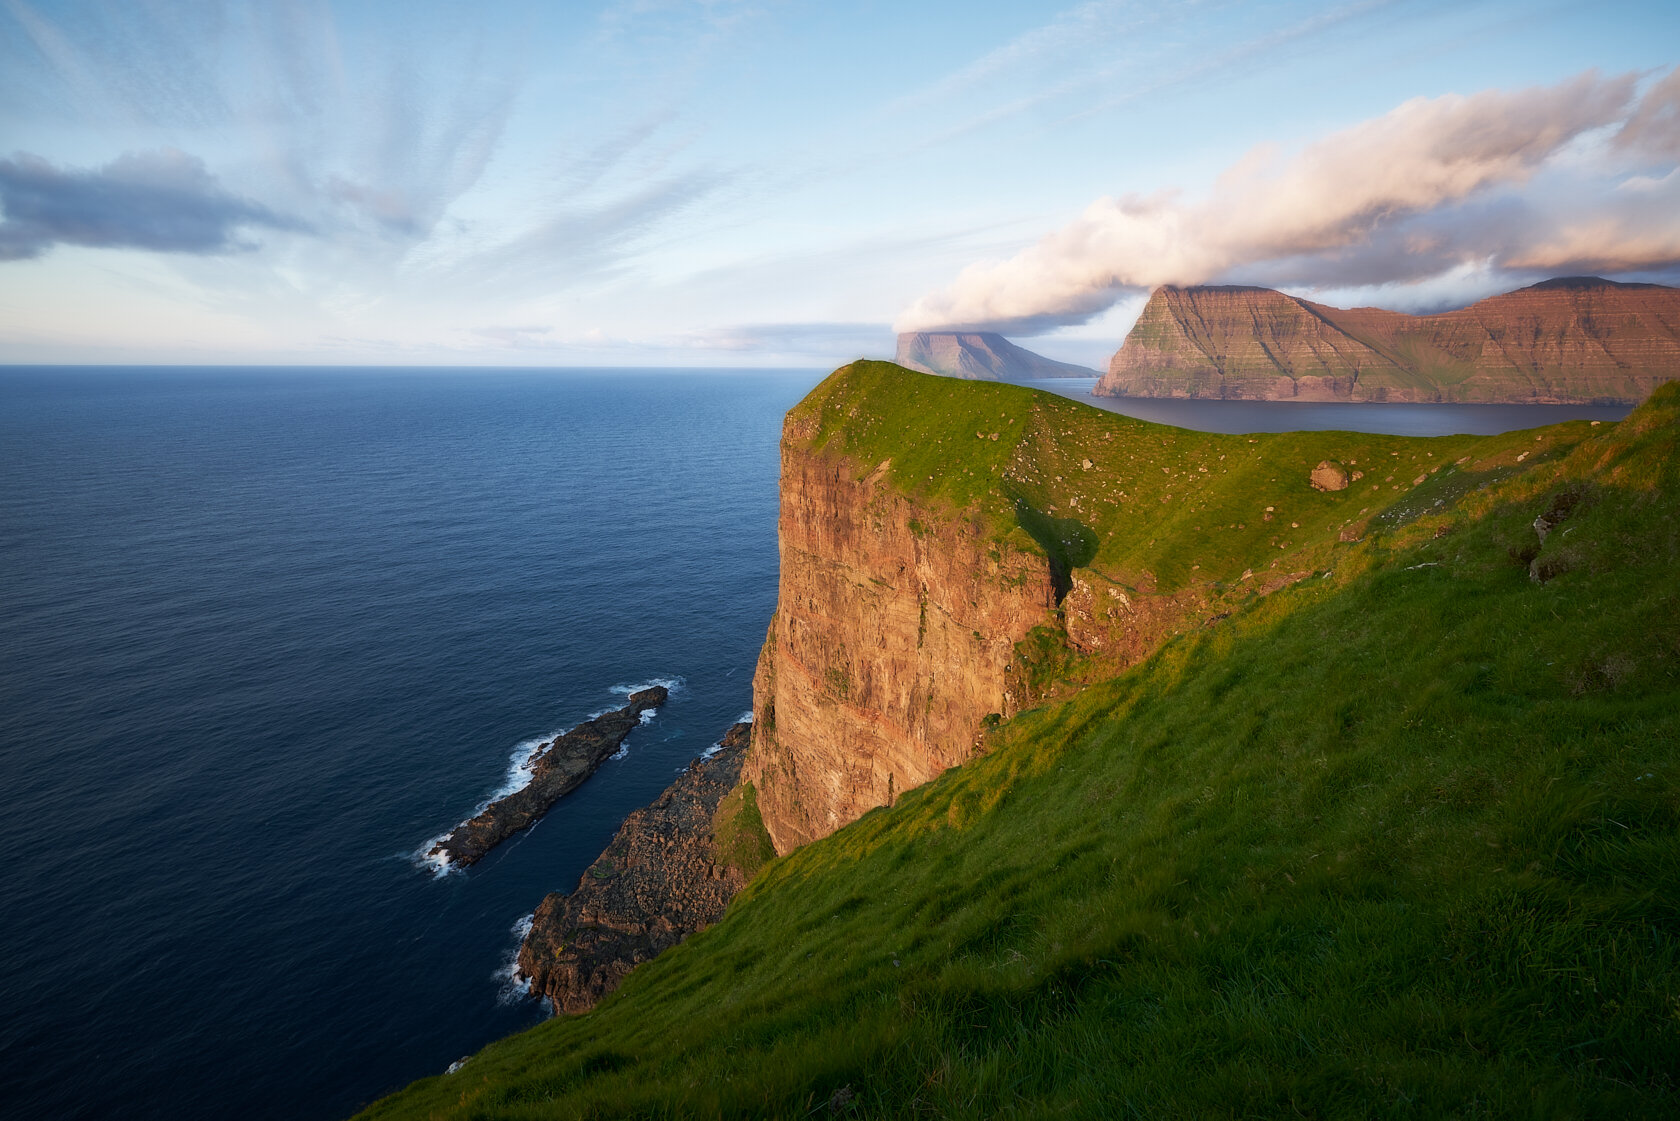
428 686 668 869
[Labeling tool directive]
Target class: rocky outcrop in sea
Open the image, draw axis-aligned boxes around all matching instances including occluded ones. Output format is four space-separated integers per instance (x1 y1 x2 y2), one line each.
429 686 667 868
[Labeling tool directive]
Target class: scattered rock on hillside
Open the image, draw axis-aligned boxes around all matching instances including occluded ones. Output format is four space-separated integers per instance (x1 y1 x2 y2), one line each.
1310 461 1351 491
1533 491 1581 544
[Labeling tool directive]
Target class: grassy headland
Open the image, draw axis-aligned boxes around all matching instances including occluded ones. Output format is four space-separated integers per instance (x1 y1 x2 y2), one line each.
360 370 1679 1118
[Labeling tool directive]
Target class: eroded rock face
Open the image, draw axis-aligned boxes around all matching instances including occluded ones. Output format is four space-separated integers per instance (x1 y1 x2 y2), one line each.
1096 278 1680 404
742 433 1056 854
428 687 667 868
517 724 754 1015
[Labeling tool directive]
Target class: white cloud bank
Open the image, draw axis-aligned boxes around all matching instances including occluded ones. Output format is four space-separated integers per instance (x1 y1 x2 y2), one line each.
898 68 1680 333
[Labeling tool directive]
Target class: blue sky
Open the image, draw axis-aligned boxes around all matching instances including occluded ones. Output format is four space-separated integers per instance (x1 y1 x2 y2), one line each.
1 0 1676 367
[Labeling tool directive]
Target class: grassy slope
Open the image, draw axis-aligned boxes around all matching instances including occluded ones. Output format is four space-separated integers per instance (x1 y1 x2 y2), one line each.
792 362 1572 595
360 373 1680 1120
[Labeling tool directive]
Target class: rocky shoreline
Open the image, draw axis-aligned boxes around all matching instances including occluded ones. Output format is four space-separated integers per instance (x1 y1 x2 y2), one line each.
429 686 668 868
517 720 768 1014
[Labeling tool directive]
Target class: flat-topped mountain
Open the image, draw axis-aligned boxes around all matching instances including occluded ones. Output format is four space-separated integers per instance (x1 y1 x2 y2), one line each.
1095 277 1680 404
897 330 1096 381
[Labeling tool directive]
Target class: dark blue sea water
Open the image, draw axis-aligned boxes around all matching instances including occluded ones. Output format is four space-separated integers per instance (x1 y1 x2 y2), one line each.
0 367 822 1121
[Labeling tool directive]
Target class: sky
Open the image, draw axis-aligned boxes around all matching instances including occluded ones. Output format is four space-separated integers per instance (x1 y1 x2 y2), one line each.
1 0 1676 368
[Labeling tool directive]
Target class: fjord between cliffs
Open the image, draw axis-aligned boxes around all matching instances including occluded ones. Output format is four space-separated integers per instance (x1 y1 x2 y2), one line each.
361 366 1680 1118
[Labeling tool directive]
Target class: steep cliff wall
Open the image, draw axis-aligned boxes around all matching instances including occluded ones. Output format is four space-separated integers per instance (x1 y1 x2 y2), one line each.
1097 277 1680 403
743 425 1055 853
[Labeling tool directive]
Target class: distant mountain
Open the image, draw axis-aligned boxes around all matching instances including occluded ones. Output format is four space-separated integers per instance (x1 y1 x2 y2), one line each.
896 331 1097 381
1095 277 1680 404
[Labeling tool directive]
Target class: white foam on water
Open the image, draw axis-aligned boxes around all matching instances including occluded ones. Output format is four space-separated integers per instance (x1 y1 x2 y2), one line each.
412 730 559 877
410 837 461 879
609 675 686 697
492 732 558 803
494 913 536 1005
699 712 755 760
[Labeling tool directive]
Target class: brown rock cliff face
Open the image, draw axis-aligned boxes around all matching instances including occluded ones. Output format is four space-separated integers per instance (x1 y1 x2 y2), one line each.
1097 278 1680 404
743 426 1056 854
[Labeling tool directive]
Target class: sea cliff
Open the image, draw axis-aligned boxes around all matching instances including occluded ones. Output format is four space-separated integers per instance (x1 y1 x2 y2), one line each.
1096 277 1680 403
741 418 1054 852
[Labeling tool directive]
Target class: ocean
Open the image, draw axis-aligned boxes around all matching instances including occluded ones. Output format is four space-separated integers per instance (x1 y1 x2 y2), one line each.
0 367 822 1120
0 366 1634 1120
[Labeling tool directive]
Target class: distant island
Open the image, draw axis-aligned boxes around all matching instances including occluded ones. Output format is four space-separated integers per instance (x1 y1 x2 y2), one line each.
1095 276 1680 404
896 330 1097 381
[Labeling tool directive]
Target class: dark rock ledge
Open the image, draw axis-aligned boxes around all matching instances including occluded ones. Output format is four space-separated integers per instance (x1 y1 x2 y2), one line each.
429 686 668 868
517 720 767 1014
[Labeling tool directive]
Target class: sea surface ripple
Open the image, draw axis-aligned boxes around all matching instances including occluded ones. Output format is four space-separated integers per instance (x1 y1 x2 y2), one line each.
0 367 820 1121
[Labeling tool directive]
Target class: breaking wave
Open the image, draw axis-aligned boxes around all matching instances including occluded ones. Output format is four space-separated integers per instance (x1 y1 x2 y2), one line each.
494 913 536 1005
610 675 686 697
699 711 756 759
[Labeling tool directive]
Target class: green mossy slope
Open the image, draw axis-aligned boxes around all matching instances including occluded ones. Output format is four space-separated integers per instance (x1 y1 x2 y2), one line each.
359 377 1680 1120
791 360 1580 595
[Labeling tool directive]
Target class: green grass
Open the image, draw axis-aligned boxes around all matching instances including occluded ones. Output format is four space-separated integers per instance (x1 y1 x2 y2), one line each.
357 377 1680 1120
791 360 1587 596
712 781 775 879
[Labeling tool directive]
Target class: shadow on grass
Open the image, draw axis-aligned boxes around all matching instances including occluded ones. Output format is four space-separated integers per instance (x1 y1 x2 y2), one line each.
1012 494 1098 603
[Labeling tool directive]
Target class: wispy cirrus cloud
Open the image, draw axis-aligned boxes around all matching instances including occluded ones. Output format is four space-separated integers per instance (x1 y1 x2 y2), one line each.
0 148 305 260
898 68 1680 334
